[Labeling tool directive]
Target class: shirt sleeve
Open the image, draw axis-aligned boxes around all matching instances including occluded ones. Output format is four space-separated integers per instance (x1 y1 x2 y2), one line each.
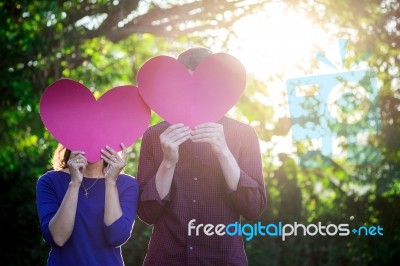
36 173 58 247
137 130 170 225
227 127 267 220
103 176 139 247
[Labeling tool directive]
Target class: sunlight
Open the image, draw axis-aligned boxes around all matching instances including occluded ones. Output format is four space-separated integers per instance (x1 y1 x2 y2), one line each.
228 4 329 123
229 5 326 80
228 4 330 159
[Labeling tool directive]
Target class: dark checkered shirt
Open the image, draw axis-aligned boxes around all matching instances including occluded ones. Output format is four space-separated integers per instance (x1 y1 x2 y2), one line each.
137 117 267 266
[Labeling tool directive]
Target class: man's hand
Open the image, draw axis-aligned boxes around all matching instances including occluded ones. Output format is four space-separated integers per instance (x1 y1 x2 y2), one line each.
190 123 228 157
160 124 191 165
155 124 191 199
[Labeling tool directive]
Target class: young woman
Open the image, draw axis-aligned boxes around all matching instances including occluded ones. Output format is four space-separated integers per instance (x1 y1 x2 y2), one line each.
36 143 138 266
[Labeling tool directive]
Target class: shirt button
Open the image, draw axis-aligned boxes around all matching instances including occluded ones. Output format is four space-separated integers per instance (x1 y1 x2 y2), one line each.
189 246 193 250
193 177 198 181
193 199 196 203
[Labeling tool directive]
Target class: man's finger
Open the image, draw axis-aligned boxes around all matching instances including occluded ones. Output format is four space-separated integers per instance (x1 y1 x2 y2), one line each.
175 133 191 146
190 132 217 140
170 130 191 143
190 137 214 143
195 123 220 129
166 126 190 138
191 128 219 135
162 123 185 136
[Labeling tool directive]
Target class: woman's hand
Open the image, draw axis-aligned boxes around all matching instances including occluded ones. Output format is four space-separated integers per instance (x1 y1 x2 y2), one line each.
67 151 87 184
101 143 128 185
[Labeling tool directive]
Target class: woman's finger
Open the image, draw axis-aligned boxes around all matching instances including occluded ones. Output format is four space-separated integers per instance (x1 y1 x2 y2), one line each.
105 145 120 158
74 154 87 163
101 147 120 163
68 153 85 165
101 148 114 159
70 151 85 158
101 154 112 163
120 143 128 161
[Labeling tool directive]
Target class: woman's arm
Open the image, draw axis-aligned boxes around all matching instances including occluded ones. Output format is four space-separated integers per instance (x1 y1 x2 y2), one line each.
48 151 87 246
101 144 138 247
101 144 128 225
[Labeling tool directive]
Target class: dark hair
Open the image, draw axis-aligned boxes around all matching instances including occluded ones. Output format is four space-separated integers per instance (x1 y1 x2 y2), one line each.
177 47 213 70
52 143 107 170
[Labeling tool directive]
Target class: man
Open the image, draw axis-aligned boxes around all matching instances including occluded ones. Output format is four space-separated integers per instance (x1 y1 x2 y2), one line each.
137 47 266 266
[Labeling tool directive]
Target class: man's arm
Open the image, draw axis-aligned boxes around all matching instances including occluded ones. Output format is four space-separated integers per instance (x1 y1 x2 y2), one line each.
156 124 191 199
137 124 190 224
190 123 240 190
191 123 266 220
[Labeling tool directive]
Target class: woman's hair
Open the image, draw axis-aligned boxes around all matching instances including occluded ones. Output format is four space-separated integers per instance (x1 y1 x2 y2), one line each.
177 47 213 70
52 143 71 170
52 143 108 170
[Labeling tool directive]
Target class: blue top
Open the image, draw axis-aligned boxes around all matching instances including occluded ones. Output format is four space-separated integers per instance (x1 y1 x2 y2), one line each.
36 171 139 266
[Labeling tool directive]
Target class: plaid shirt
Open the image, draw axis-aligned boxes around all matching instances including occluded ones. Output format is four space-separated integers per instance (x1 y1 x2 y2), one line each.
137 117 266 266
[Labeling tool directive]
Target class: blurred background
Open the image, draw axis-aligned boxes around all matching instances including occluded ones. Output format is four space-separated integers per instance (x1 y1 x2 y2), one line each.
0 0 399 265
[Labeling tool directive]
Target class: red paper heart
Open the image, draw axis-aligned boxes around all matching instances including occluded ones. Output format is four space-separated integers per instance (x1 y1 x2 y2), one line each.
137 53 246 128
39 79 150 162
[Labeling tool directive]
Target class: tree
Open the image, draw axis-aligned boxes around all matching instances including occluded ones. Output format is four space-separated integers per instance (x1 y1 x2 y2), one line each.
0 1 267 264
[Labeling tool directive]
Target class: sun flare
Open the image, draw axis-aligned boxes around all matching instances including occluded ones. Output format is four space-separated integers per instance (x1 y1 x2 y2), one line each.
230 6 326 79
227 5 330 158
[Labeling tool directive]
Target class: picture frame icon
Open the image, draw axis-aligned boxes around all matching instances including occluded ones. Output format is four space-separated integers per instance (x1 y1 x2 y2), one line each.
286 39 382 167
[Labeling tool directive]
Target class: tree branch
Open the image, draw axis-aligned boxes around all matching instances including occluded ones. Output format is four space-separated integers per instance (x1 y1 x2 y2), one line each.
97 0 266 42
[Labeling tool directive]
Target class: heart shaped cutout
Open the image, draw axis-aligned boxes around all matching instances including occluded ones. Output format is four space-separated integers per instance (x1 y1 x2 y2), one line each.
137 53 246 128
39 78 150 162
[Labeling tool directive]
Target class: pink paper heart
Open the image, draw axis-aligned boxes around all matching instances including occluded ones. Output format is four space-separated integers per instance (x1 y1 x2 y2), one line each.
39 78 150 162
137 53 246 128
